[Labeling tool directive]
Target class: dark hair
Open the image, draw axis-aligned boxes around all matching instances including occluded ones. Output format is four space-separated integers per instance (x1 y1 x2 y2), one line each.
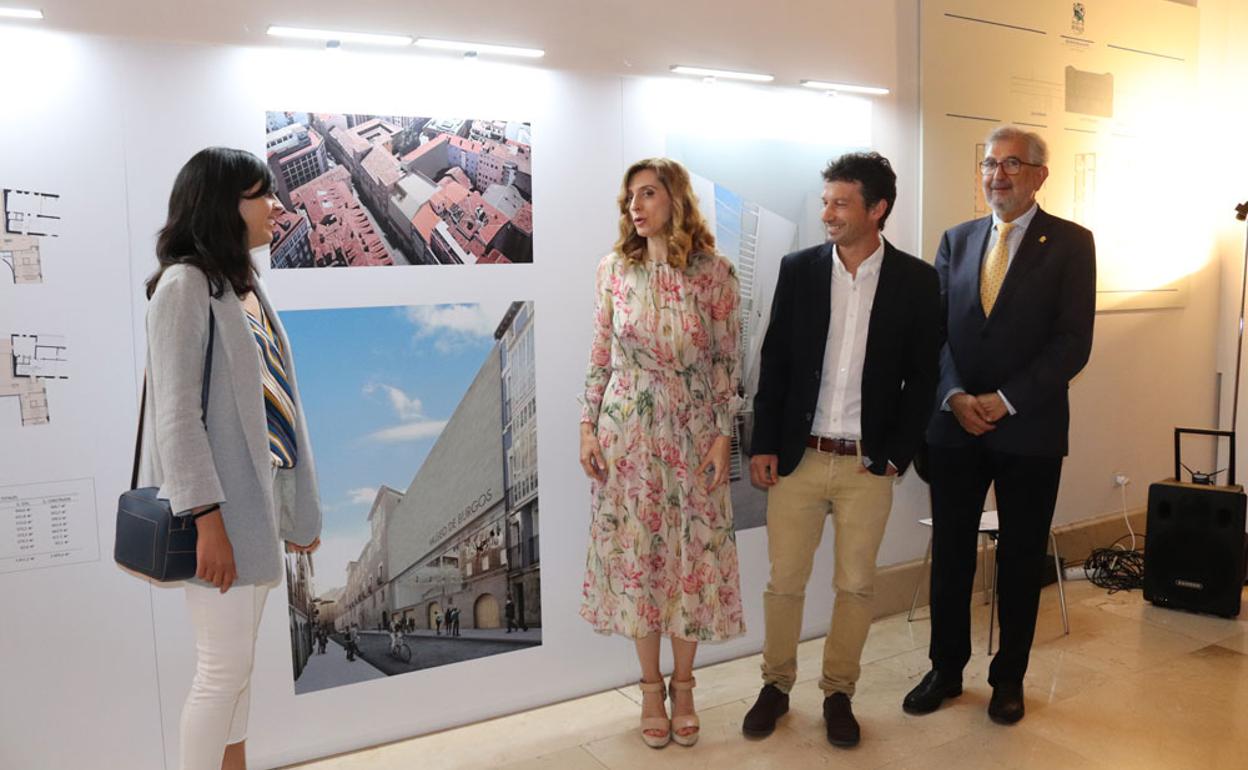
146 147 276 299
821 152 897 231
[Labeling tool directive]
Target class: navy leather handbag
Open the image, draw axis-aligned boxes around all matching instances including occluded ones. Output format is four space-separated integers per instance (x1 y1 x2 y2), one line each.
114 310 214 581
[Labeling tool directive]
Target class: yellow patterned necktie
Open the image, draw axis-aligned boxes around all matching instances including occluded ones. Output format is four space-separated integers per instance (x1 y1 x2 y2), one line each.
980 221 1015 315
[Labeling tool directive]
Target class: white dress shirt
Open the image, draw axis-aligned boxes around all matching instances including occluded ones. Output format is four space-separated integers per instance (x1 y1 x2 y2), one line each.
941 202 1040 415
811 240 885 439
986 202 1038 273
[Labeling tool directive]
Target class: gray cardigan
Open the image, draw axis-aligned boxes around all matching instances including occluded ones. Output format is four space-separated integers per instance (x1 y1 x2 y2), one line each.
138 264 322 586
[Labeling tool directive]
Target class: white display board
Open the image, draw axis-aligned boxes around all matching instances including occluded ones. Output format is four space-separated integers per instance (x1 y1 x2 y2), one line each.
0 28 165 770
0 30 889 770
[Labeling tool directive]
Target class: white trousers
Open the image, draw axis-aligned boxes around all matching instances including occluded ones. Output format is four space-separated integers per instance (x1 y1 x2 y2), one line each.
180 582 271 770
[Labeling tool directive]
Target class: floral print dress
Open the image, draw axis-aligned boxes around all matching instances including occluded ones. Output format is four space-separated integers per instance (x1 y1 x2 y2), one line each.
579 251 745 641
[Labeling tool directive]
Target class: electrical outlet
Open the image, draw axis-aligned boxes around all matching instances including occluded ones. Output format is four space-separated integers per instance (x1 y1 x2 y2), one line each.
1113 472 1130 487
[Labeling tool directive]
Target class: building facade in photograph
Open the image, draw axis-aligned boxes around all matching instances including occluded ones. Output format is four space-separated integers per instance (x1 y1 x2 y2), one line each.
266 122 328 208
285 550 316 679
270 209 314 269
337 485 404 631
385 343 509 631
497 301 540 629
341 302 543 634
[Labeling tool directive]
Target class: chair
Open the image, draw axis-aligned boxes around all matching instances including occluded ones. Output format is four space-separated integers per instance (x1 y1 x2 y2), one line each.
908 510 1070 653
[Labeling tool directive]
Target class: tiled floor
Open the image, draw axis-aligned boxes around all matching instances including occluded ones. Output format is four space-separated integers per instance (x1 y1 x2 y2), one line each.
288 580 1248 770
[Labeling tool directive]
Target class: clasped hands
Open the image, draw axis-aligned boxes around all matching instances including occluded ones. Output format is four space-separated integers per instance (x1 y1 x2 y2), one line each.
949 392 1008 436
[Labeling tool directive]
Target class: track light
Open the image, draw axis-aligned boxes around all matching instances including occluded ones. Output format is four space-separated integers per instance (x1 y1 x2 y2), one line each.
800 80 890 96
670 65 774 83
266 25 413 48
0 6 43 19
415 38 544 59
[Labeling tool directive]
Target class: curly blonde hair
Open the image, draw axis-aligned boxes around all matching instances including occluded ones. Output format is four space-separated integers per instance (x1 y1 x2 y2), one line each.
613 158 716 269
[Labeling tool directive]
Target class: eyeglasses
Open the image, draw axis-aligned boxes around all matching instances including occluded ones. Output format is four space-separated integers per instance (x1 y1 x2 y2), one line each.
979 157 1043 175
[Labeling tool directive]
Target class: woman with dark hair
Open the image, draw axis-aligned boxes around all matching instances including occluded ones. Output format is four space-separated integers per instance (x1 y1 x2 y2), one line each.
138 147 322 770
578 158 745 748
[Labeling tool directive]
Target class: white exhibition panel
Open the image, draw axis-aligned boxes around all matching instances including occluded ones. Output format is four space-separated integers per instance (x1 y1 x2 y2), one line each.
0 31 894 769
0 30 164 770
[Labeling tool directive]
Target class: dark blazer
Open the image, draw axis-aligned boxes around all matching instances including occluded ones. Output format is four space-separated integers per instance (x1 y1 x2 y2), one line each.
751 240 941 477
926 207 1096 457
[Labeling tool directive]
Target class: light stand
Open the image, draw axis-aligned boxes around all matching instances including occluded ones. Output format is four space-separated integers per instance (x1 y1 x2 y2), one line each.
1234 201 1248 436
1236 201 1248 586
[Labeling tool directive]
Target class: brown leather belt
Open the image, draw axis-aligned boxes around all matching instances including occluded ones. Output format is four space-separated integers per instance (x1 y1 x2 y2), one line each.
806 436 858 456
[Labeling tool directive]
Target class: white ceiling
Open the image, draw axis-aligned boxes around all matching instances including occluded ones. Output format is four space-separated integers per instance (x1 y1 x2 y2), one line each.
28 0 901 88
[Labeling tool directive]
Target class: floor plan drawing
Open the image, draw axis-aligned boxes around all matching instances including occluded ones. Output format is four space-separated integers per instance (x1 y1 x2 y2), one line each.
1 234 42 284
3 189 61 237
2 189 60 285
0 334 67 426
11 334 69 380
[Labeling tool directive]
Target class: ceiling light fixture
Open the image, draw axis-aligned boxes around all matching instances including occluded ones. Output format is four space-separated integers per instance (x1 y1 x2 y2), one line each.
415 38 544 58
0 6 43 19
800 79 890 96
266 25 413 47
670 65 774 83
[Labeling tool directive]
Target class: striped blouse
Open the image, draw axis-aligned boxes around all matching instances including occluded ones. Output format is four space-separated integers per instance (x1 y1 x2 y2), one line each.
244 305 298 469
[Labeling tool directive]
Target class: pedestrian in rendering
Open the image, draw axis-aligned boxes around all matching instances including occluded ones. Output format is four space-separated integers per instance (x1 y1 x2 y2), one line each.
346 624 360 661
578 157 745 748
505 593 519 633
140 146 322 770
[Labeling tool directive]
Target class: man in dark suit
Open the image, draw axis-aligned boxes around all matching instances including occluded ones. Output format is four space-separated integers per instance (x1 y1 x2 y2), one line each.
741 153 940 747
903 126 1095 725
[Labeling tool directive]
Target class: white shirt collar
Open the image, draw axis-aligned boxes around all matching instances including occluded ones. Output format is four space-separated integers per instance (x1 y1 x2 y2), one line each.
831 237 886 280
992 202 1039 233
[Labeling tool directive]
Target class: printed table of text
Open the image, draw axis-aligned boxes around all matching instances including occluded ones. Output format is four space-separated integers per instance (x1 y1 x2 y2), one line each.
0 478 98 573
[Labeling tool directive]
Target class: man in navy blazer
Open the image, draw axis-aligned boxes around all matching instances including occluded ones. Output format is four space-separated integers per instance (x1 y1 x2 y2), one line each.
903 126 1095 725
742 153 940 747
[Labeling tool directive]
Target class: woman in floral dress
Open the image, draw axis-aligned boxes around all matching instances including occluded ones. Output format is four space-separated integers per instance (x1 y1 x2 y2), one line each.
578 158 745 748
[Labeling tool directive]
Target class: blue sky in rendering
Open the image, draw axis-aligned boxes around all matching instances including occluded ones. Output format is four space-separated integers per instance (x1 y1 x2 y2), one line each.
280 302 511 593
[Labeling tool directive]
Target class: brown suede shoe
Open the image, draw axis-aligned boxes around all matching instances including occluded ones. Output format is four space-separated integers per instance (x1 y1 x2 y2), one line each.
823 692 860 747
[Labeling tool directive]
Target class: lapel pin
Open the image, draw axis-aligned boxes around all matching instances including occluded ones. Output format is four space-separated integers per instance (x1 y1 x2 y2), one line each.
1038 235 1047 244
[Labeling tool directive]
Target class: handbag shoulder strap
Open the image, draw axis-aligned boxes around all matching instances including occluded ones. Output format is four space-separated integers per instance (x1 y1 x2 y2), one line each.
130 306 216 490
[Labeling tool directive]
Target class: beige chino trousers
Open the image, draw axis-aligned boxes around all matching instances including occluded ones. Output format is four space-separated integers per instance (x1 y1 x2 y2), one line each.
761 447 893 696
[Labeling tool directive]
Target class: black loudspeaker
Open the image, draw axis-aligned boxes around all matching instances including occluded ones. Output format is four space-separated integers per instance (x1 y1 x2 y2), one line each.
1144 480 1247 618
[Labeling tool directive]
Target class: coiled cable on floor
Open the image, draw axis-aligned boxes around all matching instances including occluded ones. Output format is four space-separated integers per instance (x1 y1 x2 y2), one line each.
1082 534 1146 593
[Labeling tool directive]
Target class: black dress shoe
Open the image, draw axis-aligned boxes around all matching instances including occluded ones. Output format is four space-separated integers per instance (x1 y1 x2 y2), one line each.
823 692 860 747
988 682 1025 724
742 684 789 737
902 669 963 715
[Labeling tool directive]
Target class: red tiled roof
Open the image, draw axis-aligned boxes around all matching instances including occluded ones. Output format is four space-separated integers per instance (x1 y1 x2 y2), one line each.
511 202 533 234
412 204 441 241
402 133 450 164
445 167 471 189
361 146 404 187
330 125 372 157
290 166 392 267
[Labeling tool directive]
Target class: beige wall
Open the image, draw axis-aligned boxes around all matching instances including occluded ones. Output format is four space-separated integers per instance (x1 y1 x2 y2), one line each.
879 0 1235 568
1204 0 1248 482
